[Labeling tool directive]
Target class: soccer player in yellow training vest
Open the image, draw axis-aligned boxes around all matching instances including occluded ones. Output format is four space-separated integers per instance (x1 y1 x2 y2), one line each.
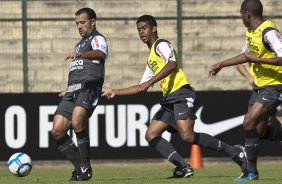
209 0 282 181
102 15 247 178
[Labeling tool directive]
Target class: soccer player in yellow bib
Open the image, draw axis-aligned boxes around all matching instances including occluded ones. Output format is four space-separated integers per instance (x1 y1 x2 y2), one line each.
209 0 282 181
102 15 247 178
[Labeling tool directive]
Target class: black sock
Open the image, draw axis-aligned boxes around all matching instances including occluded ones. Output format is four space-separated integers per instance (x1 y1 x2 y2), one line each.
193 133 237 158
57 134 81 170
149 136 188 168
245 129 259 174
261 125 282 141
75 129 90 168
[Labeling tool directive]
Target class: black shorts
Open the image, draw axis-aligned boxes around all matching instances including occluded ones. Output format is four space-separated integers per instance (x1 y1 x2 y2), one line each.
55 87 100 120
249 85 282 116
152 85 197 132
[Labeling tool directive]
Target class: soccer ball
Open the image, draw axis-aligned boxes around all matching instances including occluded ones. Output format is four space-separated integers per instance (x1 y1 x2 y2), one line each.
7 152 32 177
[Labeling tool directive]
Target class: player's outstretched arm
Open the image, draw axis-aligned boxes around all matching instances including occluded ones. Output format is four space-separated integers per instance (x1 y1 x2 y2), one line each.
102 85 142 99
65 51 79 61
244 51 282 65
77 50 107 61
208 53 248 77
139 60 176 91
147 60 176 85
65 50 106 61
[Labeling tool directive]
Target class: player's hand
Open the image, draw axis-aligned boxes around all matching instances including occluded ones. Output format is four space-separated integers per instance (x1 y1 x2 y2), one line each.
59 91 65 97
244 51 257 62
102 86 116 99
208 62 223 77
65 52 81 61
139 81 150 92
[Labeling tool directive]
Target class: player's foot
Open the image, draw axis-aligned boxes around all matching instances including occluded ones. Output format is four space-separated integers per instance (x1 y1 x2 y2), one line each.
69 169 80 181
169 164 194 178
78 166 92 180
237 171 248 178
233 172 259 181
232 145 247 173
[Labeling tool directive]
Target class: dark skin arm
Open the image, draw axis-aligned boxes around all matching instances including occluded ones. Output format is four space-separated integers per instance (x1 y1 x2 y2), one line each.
244 51 282 65
209 51 282 78
102 85 142 99
139 61 176 91
102 61 177 99
208 53 248 77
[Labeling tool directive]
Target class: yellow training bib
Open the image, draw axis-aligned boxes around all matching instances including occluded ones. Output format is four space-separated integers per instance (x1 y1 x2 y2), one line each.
147 39 192 96
246 19 282 86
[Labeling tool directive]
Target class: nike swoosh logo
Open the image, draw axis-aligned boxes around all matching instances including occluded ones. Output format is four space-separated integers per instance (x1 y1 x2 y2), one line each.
178 112 186 115
194 106 244 136
262 97 269 101
81 167 87 173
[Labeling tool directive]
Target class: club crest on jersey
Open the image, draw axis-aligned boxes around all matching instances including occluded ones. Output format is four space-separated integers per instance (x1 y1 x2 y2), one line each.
74 45 81 53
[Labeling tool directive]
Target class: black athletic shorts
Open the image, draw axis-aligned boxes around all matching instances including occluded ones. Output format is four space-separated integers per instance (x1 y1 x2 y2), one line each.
55 86 100 120
152 85 197 132
249 84 282 116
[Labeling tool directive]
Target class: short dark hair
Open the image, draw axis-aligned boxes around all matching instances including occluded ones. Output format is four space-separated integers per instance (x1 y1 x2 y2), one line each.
241 0 263 17
75 7 97 20
136 15 157 27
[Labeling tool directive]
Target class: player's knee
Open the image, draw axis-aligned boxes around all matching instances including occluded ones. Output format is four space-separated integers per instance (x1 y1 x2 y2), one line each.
243 114 255 130
145 131 156 142
180 132 194 143
71 120 84 132
51 128 64 140
145 132 152 142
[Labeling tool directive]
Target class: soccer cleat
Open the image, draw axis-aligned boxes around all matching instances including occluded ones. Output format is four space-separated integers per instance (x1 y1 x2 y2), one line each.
78 166 92 180
237 171 248 178
233 172 259 181
69 170 80 181
169 165 194 178
232 145 247 173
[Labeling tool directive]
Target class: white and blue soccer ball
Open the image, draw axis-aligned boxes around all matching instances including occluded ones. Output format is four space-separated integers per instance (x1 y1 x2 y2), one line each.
7 152 32 177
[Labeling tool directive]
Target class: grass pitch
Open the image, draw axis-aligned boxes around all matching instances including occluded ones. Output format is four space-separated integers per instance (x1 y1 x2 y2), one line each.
1 159 282 184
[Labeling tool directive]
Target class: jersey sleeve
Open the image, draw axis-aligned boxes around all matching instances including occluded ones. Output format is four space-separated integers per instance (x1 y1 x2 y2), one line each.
264 30 282 57
155 41 176 64
91 35 109 56
241 41 248 65
241 43 248 53
139 64 154 84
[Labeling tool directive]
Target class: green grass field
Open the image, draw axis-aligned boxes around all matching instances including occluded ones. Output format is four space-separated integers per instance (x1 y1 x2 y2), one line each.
1 159 282 184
